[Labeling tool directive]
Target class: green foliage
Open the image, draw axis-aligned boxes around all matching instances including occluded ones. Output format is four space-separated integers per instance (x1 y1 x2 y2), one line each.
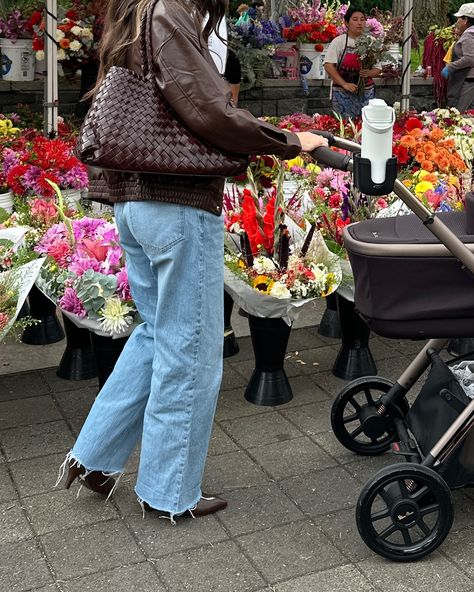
74 269 117 314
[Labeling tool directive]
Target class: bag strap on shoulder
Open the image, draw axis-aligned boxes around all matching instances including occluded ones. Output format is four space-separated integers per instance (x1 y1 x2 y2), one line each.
140 0 160 78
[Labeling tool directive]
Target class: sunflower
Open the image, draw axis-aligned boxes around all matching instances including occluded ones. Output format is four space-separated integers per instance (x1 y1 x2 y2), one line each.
252 275 274 294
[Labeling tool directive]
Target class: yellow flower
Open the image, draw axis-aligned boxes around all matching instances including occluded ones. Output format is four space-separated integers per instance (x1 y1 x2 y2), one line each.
306 163 321 174
238 258 247 269
415 181 434 195
0 118 20 137
285 156 305 169
252 275 274 294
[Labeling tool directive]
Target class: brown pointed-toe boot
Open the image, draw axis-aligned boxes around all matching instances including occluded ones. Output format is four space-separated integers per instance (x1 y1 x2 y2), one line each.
64 462 115 497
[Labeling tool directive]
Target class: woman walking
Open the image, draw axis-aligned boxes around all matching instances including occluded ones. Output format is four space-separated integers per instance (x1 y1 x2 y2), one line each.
59 0 327 523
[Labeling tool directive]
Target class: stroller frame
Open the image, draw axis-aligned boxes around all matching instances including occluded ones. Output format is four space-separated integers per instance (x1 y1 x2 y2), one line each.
313 134 474 561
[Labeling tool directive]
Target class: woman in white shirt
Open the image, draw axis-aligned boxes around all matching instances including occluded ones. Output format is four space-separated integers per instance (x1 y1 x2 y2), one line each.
324 7 381 118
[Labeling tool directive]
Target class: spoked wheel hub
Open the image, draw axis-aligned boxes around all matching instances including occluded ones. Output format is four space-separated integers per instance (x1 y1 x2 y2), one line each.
357 463 453 562
331 377 409 455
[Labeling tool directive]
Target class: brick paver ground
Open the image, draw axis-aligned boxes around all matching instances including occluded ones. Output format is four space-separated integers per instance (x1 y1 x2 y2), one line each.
1 324 474 592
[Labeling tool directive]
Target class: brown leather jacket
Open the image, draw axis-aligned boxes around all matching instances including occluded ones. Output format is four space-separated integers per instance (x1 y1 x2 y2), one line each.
89 0 301 215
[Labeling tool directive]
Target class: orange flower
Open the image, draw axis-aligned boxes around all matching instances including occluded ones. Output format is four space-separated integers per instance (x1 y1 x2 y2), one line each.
400 135 417 149
59 38 70 49
415 150 426 163
409 128 423 139
421 160 434 172
436 156 450 171
429 128 444 142
423 173 438 184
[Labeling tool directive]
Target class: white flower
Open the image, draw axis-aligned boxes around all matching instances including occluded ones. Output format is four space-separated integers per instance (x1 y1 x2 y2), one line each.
99 297 133 336
269 282 291 299
69 40 82 52
57 49 67 61
36 50 45 61
80 28 93 39
252 256 276 274
71 26 82 36
55 29 65 41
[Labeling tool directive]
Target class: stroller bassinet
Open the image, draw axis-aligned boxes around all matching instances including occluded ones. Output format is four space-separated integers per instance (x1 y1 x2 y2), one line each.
344 211 474 339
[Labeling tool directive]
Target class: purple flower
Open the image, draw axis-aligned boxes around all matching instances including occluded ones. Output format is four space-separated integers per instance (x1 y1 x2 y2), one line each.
34 223 68 255
72 217 107 241
64 165 89 190
59 287 86 318
22 165 42 192
69 254 102 276
2 148 22 175
116 267 132 301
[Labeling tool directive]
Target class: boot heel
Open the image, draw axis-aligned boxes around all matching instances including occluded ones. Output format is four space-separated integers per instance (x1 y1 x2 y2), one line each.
64 465 81 489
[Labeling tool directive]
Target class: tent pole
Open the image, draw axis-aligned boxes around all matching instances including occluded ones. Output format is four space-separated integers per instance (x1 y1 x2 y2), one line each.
44 0 58 137
400 0 413 112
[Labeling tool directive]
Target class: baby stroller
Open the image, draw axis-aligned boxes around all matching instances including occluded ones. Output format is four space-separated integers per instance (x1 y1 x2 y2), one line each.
311 131 474 562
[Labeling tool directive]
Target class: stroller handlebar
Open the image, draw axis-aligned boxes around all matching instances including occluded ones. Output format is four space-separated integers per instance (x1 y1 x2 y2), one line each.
310 146 352 171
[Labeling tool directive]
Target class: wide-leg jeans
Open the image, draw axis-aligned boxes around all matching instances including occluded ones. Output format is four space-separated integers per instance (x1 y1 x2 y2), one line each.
70 200 224 515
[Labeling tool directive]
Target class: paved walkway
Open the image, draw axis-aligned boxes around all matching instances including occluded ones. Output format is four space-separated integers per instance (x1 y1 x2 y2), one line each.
1 316 474 592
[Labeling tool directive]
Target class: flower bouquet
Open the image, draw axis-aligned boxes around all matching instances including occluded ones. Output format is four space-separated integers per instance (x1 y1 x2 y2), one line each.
0 223 44 340
353 24 395 95
34 183 135 338
228 15 283 89
223 172 341 324
394 120 468 176
3 135 88 200
32 8 97 71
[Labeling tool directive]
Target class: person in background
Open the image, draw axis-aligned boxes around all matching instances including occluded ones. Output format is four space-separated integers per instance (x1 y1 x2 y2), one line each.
60 0 328 523
444 3 474 111
224 49 241 105
324 7 382 119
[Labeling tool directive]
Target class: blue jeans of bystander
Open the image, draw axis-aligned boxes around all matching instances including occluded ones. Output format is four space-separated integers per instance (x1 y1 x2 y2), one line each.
69 200 224 516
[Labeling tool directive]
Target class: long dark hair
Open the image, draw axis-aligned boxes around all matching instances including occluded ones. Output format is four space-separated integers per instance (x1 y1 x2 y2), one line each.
90 0 228 97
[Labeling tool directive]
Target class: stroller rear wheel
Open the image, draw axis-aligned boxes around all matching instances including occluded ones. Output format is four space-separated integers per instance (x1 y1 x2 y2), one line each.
356 463 453 562
331 377 408 455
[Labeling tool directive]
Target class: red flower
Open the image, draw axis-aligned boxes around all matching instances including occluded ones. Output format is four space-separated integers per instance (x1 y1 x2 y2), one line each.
36 171 60 197
32 36 44 51
314 43 325 52
242 192 265 256
262 197 275 254
406 117 423 131
65 10 78 20
6 164 28 195
393 144 410 165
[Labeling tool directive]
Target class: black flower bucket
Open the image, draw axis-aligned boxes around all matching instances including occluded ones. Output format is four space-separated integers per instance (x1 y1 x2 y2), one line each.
245 315 293 406
56 314 98 381
21 285 64 345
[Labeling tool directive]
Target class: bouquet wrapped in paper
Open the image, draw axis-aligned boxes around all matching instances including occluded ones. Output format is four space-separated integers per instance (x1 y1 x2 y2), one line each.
223 171 341 324
34 183 136 338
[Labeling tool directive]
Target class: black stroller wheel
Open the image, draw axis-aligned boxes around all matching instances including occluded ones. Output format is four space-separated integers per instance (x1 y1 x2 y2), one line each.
331 377 408 456
356 463 453 562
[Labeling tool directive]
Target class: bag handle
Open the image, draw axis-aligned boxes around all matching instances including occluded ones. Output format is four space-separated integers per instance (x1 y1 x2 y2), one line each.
140 0 159 79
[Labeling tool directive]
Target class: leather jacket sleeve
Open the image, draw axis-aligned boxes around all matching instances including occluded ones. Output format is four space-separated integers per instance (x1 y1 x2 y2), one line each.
129 0 301 159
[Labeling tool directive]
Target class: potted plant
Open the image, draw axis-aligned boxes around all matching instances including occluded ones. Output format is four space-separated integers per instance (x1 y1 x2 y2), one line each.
0 0 42 81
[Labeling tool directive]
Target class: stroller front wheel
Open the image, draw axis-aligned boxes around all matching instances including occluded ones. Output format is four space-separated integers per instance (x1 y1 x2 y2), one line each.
356 463 453 562
331 377 408 456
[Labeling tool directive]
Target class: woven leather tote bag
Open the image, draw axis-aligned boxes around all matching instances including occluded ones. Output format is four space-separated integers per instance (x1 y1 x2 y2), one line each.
76 0 248 177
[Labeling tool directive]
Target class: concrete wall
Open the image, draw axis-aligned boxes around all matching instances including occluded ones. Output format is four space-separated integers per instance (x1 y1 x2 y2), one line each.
0 77 436 118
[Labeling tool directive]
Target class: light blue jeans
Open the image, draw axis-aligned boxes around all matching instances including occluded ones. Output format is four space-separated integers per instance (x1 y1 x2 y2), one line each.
70 200 224 515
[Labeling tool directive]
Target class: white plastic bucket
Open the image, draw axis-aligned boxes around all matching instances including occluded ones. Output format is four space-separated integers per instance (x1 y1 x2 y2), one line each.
0 39 35 82
0 191 14 213
299 43 328 80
